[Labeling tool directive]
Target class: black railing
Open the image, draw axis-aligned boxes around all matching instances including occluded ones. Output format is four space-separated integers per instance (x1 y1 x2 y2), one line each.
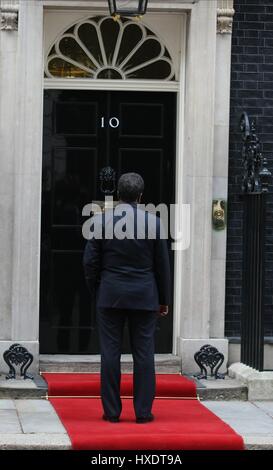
240 112 271 371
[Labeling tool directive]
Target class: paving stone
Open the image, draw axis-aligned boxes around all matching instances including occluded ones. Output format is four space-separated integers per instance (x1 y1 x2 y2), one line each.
204 401 273 435
253 401 273 418
0 399 15 410
18 411 66 434
16 399 55 413
0 410 22 433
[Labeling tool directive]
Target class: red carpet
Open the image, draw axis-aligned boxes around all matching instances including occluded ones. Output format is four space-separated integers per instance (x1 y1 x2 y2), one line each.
43 373 244 450
43 373 196 398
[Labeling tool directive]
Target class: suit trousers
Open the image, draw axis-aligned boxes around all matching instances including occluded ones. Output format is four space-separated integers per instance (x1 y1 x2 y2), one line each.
97 308 157 419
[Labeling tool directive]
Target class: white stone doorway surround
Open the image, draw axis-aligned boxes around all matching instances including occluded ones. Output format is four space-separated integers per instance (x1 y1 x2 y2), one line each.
0 0 233 374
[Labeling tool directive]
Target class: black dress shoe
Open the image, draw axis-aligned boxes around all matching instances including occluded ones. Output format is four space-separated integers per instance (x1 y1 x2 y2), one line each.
102 414 120 423
136 413 154 424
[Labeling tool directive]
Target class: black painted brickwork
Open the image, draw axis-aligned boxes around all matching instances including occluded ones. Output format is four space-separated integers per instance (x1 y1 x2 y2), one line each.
226 0 273 337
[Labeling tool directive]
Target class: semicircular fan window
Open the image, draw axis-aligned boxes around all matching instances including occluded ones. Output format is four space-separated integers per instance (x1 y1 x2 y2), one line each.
45 16 175 80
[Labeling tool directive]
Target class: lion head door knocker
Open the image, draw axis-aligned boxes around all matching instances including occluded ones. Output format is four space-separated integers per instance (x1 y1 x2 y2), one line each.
98 166 117 212
212 199 227 231
99 166 116 196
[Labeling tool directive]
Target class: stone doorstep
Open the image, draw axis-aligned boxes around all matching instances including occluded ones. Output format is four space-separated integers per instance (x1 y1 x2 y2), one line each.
39 353 182 373
196 377 248 401
229 362 273 401
0 374 47 399
0 354 181 399
0 356 248 401
0 374 247 402
39 354 248 400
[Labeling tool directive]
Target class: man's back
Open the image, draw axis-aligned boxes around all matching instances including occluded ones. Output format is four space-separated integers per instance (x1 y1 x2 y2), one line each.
83 203 171 311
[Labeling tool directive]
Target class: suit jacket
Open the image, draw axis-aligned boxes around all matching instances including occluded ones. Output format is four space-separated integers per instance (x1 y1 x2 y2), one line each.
83 202 171 311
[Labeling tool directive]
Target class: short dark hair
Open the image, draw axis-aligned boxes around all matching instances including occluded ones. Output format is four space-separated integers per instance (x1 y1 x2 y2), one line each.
117 173 144 202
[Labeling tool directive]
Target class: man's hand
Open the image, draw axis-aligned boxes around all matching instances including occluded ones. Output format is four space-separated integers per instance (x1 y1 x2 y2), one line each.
158 305 169 317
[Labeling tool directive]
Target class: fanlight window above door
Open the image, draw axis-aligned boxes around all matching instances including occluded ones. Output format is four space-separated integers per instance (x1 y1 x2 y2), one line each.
45 16 175 80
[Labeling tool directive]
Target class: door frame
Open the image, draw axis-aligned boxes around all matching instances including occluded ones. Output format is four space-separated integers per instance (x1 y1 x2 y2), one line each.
10 2 188 368
9 1 224 374
42 14 187 355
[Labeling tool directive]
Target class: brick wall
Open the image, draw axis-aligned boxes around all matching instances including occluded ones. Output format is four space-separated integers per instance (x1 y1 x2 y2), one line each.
226 0 273 337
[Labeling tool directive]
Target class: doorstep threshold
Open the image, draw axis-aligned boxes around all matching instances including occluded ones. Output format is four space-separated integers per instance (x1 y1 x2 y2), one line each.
40 353 180 363
39 354 181 373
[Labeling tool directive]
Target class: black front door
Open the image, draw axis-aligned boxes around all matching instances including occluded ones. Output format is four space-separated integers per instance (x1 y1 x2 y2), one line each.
40 90 176 354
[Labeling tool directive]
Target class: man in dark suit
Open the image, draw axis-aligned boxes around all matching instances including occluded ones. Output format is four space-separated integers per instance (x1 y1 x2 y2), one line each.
83 173 171 423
